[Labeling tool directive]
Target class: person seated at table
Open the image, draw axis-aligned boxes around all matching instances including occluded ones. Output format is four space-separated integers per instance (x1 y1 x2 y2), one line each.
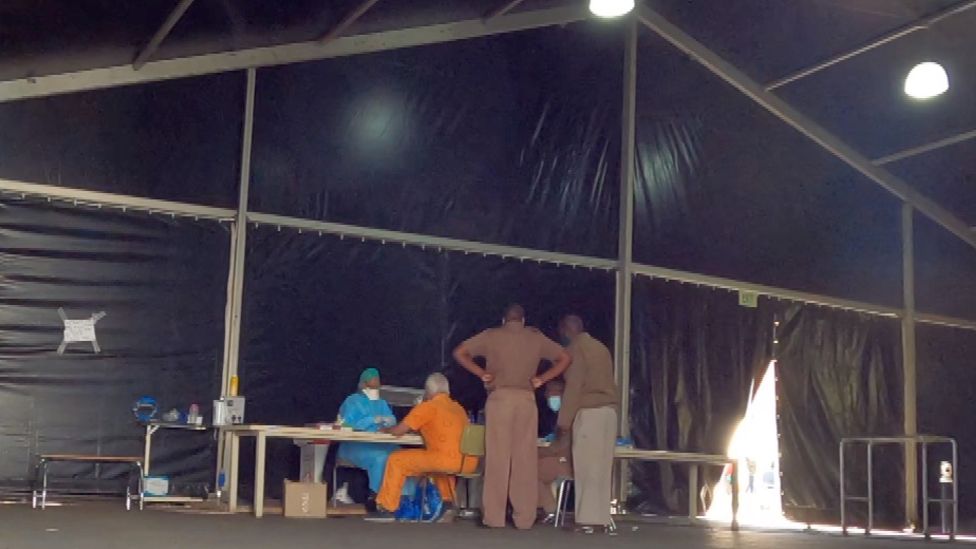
337 367 399 500
371 372 478 522
538 379 573 523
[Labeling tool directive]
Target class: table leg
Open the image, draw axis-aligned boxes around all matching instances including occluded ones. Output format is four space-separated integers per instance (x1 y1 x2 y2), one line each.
688 465 698 519
228 433 240 513
143 425 155 475
254 432 267 518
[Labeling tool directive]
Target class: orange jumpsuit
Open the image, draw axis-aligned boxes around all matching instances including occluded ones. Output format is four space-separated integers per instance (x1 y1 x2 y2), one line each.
376 394 478 512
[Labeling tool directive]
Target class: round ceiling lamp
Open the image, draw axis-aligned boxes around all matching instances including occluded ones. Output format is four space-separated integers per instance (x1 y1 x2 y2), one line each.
904 62 949 100
589 0 635 18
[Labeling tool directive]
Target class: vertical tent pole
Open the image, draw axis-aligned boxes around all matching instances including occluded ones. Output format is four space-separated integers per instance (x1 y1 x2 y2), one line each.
902 203 919 528
614 16 638 508
218 67 256 493
224 67 256 393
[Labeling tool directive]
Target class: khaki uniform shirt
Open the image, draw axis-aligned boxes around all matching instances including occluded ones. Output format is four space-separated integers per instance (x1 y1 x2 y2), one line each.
557 332 619 430
462 321 565 391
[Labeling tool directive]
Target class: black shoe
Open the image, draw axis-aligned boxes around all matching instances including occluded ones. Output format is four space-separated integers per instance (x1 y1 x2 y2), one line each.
364 510 396 523
540 513 557 525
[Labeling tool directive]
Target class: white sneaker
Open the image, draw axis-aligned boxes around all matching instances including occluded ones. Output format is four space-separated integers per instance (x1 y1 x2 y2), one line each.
334 483 354 505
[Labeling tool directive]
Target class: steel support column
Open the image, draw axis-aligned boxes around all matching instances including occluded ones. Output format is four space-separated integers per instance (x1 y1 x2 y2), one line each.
902 203 919 528
216 67 255 499
222 67 256 395
613 17 638 509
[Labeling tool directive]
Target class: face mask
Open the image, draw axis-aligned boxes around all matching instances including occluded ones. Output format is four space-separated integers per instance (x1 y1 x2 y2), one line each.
363 388 380 401
547 396 562 412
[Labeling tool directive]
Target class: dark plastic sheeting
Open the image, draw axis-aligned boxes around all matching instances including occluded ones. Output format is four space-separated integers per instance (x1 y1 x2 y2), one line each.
917 325 976 524
250 22 622 258
0 199 228 493
0 72 244 207
238 227 615 498
915 216 976 322
634 30 902 308
776 306 903 526
628 277 776 513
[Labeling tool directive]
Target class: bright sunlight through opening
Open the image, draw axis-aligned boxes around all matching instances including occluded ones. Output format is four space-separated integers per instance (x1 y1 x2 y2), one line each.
705 361 791 527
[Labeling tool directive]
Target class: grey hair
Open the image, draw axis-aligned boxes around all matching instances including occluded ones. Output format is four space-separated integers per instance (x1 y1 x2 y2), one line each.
425 373 450 396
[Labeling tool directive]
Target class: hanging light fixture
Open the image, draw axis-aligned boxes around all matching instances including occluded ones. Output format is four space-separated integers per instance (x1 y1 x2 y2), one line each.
589 0 635 18
904 62 949 99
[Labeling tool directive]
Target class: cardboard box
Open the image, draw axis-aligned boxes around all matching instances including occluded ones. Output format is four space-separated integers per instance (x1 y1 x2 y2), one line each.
283 480 328 519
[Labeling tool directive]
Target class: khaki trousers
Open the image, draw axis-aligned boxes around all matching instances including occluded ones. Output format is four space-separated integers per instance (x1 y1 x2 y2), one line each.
483 388 538 529
572 406 617 526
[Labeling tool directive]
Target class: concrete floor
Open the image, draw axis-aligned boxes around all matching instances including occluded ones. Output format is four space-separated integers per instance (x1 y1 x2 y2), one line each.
0 501 956 549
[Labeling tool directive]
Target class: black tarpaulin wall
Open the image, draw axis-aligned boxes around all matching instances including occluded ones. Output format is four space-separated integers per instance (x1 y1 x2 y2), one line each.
0 199 228 492
917 325 976 525
776 306 903 525
238 229 614 498
628 277 776 513
250 22 623 259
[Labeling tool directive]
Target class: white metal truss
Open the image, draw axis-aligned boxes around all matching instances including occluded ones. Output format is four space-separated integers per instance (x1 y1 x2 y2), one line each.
133 0 196 70
0 5 588 103
766 0 976 91
874 127 976 166
246 212 617 270
0 177 234 221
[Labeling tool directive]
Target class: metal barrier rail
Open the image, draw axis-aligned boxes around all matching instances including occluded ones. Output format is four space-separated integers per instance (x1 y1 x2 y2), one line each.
840 435 958 540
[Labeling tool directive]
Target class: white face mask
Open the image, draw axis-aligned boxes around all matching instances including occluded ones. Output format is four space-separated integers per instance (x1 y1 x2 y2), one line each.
363 388 380 401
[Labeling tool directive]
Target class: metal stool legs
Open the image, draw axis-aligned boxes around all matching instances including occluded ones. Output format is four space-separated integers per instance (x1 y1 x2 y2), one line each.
554 478 573 528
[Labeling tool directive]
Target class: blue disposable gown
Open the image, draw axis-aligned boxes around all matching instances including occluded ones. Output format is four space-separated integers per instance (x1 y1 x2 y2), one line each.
336 391 399 493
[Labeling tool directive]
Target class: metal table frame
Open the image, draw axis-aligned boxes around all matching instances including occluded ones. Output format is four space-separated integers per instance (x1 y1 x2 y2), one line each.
142 421 212 504
840 434 958 540
222 425 738 529
31 454 144 510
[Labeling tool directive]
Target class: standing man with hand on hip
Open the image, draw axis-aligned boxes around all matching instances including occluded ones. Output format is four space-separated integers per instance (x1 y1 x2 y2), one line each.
558 314 619 534
454 304 571 530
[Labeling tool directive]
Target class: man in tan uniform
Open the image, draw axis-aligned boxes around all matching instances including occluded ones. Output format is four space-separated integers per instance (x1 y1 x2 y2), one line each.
558 314 619 533
454 304 571 530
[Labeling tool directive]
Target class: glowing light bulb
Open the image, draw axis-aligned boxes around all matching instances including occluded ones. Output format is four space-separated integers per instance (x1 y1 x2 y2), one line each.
904 62 949 99
589 0 635 18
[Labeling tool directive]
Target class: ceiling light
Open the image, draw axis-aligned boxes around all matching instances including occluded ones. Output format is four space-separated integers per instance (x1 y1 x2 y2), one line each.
904 62 949 100
589 0 635 18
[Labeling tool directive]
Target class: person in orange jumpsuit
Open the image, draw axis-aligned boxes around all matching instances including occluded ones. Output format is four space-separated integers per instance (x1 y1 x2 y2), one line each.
372 372 477 522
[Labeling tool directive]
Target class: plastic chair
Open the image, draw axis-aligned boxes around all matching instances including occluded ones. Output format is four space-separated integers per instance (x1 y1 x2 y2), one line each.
450 424 485 512
332 459 363 506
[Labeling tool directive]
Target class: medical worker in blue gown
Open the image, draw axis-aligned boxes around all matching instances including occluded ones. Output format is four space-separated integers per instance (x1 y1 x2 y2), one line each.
337 368 400 496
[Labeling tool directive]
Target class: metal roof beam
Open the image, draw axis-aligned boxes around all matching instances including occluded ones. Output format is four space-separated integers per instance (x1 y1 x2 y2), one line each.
318 0 382 45
246 212 617 270
874 128 976 165
0 5 587 104
485 0 529 21
0 178 235 220
636 4 976 252
766 0 976 90
133 0 196 70
632 262 902 317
